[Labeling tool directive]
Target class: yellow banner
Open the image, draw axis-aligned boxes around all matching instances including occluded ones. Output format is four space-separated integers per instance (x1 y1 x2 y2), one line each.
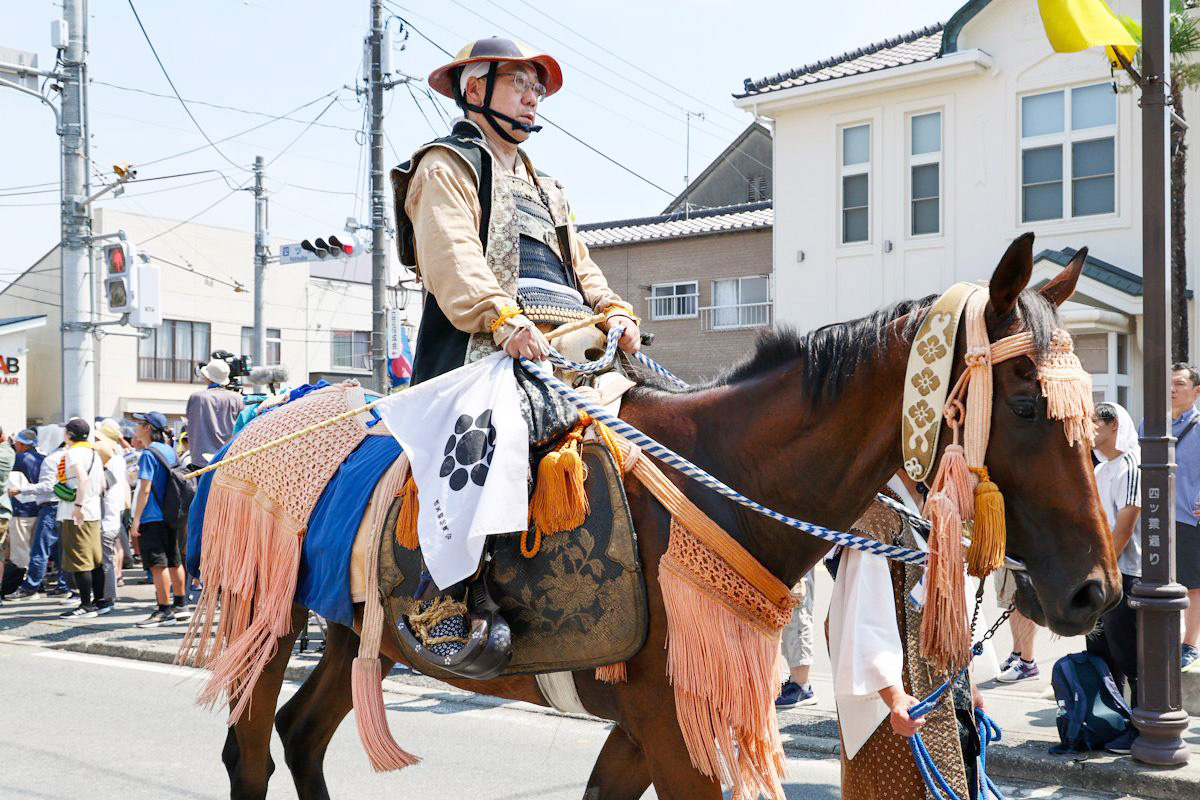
1037 0 1138 68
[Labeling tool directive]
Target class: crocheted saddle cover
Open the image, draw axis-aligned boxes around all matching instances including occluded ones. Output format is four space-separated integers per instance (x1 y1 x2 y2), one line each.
180 383 370 721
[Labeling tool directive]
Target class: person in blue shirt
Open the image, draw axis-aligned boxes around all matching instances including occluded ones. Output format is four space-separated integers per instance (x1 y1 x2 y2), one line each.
5 429 45 584
1167 364 1200 670
129 411 186 627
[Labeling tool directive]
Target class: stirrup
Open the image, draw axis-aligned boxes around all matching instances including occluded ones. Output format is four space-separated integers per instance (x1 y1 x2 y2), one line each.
397 577 512 680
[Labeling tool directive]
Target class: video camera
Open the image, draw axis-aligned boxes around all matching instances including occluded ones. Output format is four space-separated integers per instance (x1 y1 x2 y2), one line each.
203 349 253 391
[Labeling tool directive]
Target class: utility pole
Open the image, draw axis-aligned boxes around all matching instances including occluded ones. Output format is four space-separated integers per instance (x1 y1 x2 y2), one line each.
252 155 268 378
369 0 387 394
1131 0 1190 767
60 0 94 423
683 110 704 219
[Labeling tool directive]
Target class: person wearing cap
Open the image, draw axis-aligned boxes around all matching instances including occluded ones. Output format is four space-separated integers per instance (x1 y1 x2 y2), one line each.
0 427 13 600
4 431 70 599
93 421 131 613
392 36 641 384
56 418 106 618
185 359 242 470
130 411 187 626
4 429 45 588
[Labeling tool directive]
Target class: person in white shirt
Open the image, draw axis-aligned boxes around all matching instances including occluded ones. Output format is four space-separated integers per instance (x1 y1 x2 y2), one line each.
56 419 106 618
1087 402 1142 754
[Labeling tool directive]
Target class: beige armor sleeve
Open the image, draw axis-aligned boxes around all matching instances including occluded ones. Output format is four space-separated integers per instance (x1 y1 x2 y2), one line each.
404 150 516 335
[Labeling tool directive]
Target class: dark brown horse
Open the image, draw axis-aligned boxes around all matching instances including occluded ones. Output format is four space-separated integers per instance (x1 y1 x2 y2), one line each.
214 233 1120 799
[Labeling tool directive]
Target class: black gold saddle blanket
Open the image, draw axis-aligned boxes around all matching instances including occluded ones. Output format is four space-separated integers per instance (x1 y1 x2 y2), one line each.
378 441 649 675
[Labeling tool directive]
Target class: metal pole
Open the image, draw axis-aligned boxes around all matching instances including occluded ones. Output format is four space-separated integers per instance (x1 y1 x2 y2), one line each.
60 0 94 423
369 0 387 394
252 155 267 382
1130 0 1191 767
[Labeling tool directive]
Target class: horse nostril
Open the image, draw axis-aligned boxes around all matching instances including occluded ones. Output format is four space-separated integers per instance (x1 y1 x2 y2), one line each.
1069 580 1107 614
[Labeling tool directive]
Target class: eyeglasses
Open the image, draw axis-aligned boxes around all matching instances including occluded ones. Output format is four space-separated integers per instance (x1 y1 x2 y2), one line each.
497 71 547 101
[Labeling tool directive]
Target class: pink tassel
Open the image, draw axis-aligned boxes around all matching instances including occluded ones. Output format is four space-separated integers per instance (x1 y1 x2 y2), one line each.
931 443 974 519
595 662 627 684
352 657 421 772
919 493 969 673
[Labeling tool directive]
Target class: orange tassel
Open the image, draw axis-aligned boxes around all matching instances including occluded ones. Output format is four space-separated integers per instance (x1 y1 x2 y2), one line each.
394 476 419 550
920 493 970 673
352 657 421 771
529 422 590 535
966 466 1006 578
595 662 627 684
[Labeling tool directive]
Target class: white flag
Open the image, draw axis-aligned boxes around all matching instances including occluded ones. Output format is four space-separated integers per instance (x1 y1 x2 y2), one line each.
376 352 529 588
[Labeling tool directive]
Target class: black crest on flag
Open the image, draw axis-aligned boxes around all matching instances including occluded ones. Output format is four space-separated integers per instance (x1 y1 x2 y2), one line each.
439 410 498 491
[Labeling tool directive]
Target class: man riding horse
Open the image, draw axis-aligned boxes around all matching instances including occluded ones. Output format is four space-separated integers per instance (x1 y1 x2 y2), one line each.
391 37 642 675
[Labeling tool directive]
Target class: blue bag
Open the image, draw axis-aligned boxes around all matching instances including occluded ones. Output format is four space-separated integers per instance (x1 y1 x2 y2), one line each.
1049 652 1131 753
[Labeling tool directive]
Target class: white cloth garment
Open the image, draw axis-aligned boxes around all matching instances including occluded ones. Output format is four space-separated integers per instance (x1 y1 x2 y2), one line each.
1094 402 1140 463
377 352 529 588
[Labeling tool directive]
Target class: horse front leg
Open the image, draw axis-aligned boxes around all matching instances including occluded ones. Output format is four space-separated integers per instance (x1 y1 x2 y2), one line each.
274 618 392 800
583 725 652 800
222 604 305 800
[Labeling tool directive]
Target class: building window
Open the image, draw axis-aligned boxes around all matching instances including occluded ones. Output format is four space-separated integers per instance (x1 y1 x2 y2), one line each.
747 174 769 203
703 275 771 330
137 319 211 383
1021 83 1116 223
1076 331 1131 408
840 123 870 244
331 329 371 371
240 327 282 364
648 282 698 320
909 111 941 236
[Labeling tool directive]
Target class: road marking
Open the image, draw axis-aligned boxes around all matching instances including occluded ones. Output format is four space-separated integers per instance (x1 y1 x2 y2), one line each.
33 649 203 678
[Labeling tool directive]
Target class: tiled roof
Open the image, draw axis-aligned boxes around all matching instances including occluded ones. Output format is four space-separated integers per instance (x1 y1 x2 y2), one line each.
1035 247 1143 297
738 24 943 98
577 202 772 247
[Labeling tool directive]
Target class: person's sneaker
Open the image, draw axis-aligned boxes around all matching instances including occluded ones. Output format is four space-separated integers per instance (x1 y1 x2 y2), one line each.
173 605 192 622
135 608 176 628
999 652 1021 672
775 679 818 709
1104 728 1138 754
95 604 114 616
44 587 72 598
996 659 1040 683
60 605 98 619
1182 644 1199 672
3 587 41 601
57 591 80 605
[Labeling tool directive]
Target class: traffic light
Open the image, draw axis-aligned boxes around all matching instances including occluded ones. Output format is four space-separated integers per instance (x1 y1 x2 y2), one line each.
102 241 137 313
300 234 359 259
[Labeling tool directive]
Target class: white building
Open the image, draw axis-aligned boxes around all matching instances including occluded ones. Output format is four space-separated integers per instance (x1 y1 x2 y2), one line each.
0 207 417 426
736 0 1197 419
0 314 47 436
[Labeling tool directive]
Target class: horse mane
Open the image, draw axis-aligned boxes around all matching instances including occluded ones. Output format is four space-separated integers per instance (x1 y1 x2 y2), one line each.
629 287 1061 405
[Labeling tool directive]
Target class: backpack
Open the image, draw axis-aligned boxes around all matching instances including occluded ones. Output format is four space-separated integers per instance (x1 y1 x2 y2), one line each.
1049 652 1131 753
146 445 196 536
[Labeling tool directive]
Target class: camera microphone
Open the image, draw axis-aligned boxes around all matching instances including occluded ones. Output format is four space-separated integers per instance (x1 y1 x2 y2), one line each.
247 364 289 387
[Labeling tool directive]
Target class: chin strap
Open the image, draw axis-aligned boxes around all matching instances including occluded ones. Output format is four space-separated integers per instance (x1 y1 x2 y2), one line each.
453 62 543 144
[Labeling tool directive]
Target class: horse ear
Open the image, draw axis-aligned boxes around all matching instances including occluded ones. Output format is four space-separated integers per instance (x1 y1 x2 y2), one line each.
988 232 1035 318
1039 247 1087 307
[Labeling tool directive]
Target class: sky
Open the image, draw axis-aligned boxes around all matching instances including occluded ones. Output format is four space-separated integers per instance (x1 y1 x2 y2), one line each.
1 0 960 296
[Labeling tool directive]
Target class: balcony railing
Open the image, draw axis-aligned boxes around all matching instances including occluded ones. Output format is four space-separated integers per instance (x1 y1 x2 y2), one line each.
137 357 203 383
699 302 772 331
645 293 699 320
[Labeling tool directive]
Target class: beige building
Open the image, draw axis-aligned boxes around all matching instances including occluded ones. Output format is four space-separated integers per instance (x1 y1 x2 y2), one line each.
734 0 1200 419
579 203 773 384
0 315 47 436
0 208 416 426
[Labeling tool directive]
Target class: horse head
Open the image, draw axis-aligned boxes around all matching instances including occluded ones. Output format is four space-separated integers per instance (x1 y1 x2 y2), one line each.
955 232 1120 635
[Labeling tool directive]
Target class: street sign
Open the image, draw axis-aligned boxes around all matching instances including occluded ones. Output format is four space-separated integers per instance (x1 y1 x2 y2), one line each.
0 47 39 92
278 243 314 265
385 307 403 359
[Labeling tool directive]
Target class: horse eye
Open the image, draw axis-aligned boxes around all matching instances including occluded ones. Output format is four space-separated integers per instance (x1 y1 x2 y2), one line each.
1009 397 1038 419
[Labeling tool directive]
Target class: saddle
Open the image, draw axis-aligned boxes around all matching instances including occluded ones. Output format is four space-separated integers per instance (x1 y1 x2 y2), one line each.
380 439 649 676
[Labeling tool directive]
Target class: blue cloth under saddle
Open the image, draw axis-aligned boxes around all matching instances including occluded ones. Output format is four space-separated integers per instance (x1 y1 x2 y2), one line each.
187 413 402 628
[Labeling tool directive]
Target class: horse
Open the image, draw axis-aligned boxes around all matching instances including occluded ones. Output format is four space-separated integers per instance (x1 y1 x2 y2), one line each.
212 233 1121 800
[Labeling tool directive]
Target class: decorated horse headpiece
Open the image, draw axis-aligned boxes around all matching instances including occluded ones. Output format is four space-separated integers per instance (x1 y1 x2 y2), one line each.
901 282 1094 670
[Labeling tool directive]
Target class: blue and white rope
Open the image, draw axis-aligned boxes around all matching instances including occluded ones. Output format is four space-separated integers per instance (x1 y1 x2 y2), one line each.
521 355 929 565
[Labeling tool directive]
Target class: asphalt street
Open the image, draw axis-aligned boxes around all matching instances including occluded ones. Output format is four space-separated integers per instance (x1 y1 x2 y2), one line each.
0 641 1148 800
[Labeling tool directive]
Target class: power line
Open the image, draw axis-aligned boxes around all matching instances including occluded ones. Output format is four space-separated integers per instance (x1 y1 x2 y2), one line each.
265 95 341 167
509 0 747 127
272 181 358 197
142 252 245 292
139 184 248 244
406 83 443 136
125 0 251 172
0 288 60 307
383 9 675 197
92 80 364 133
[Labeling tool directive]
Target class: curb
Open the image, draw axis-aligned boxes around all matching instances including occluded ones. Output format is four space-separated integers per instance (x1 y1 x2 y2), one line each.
50 636 1199 798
